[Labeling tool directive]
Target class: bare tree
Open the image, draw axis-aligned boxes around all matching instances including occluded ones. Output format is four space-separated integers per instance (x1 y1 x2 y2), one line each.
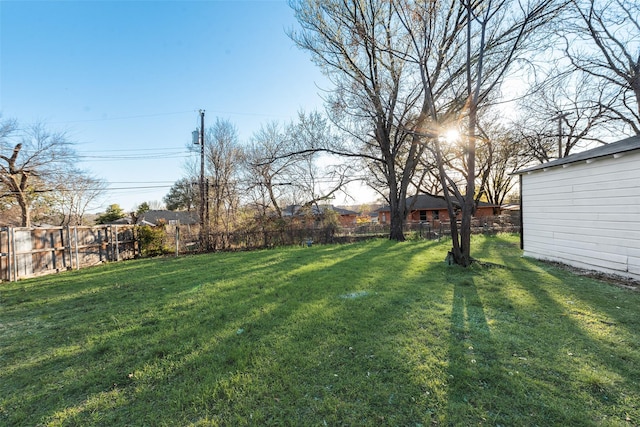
516 64 619 163
47 170 106 225
245 121 296 219
290 0 561 255
290 0 426 241
476 124 532 207
245 112 355 219
205 118 244 249
398 0 561 265
286 112 355 208
0 119 77 227
566 0 640 135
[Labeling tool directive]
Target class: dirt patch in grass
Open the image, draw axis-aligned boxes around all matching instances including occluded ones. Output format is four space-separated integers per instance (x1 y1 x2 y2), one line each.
544 261 640 292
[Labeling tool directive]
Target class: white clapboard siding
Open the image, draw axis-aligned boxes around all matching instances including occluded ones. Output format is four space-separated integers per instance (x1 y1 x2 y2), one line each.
522 149 640 281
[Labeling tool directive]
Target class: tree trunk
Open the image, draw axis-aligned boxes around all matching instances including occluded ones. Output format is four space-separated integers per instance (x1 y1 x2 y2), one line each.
447 0 478 268
18 195 30 227
389 206 406 241
387 176 407 241
457 202 473 267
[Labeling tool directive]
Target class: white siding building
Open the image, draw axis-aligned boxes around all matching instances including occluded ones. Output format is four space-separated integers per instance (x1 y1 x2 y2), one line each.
515 135 640 281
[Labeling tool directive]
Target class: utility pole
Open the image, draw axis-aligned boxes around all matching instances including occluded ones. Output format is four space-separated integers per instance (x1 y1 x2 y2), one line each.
198 110 207 251
553 111 571 159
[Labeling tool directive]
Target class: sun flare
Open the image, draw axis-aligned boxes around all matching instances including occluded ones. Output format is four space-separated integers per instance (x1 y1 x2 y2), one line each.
443 128 460 144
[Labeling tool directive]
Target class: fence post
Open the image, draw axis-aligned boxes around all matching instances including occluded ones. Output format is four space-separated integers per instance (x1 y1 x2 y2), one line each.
10 227 17 281
50 232 58 271
107 225 113 261
133 226 138 259
98 228 104 262
0 227 9 282
65 226 72 270
114 225 120 262
73 227 80 270
175 226 180 257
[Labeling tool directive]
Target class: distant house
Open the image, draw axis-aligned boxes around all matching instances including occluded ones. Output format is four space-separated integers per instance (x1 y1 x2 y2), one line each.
514 135 640 280
332 206 360 227
282 204 359 227
107 217 134 225
137 210 199 226
376 193 499 225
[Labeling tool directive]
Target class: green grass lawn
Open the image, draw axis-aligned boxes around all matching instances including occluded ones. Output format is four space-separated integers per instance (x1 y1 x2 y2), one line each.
1 234 638 426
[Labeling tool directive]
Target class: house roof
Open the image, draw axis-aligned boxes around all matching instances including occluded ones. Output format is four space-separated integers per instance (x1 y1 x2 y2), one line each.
514 134 640 174
109 217 134 225
282 205 359 216
377 194 497 212
138 210 199 225
332 206 359 216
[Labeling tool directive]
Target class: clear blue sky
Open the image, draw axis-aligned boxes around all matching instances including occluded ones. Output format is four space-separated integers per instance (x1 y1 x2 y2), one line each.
0 0 334 213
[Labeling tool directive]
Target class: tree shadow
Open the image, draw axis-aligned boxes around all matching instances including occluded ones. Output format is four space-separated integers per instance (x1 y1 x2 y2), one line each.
6 236 636 425
445 276 535 425
455 236 640 425
2 239 446 425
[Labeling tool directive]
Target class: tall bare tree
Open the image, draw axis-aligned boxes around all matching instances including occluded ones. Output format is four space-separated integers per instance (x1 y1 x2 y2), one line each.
397 0 561 265
566 0 640 135
290 0 561 255
290 0 426 241
205 118 244 249
0 119 77 227
245 121 297 219
245 112 354 218
476 124 532 207
516 57 624 163
286 112 355 208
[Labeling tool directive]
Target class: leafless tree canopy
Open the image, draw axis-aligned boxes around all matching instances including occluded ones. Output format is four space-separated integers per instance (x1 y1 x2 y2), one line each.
0 118 80 227
46 170 107 226
244 112 355 219
289 0 561 263
565 0 640 135
205 118 244 249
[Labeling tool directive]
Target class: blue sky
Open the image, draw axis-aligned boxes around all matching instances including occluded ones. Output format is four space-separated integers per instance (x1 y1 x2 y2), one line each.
1 0 334 212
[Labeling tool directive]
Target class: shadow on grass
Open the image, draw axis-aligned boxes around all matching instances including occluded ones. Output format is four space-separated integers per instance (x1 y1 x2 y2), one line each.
4 236 637 426
518 263 640 422
1 239 446 426
448 234 640 425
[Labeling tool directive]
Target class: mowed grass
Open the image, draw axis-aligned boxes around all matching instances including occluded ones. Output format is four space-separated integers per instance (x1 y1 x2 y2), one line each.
1 235 639 426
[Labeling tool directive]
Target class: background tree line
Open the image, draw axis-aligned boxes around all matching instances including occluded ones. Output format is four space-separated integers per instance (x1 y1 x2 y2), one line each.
2 0 637 265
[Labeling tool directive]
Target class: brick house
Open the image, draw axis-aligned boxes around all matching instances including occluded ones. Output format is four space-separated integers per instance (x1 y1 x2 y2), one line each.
376 194 499 225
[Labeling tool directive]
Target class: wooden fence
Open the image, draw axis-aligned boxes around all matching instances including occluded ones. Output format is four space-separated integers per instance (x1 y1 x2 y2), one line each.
0 225 136 282
0 214 519 282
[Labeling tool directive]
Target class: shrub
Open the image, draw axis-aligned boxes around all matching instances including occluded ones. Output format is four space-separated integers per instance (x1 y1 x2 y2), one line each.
136 225 169 257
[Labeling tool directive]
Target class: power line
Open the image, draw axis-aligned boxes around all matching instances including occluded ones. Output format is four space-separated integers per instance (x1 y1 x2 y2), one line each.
45 110 197 125
77 147 188 153
106 181 176 184
77 154 191 161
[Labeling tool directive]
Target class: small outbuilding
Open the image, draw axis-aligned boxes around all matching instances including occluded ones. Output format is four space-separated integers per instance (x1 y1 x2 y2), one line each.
514 135 640 281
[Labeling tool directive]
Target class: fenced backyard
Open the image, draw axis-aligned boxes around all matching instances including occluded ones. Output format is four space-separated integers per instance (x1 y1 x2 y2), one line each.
1 234 638 426
0 215 519 281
